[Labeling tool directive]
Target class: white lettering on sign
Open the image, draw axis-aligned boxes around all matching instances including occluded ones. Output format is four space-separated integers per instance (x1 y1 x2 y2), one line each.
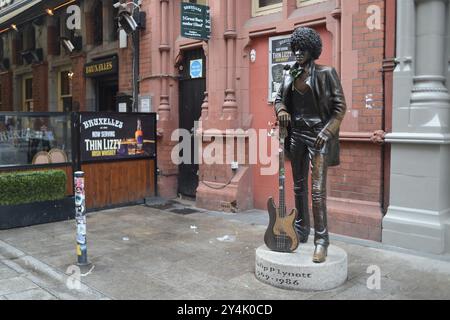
82 118 123 129
183 5 202 13
84 139 120 151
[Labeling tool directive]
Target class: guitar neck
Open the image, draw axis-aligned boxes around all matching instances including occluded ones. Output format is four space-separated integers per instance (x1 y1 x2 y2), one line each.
279 130 286 218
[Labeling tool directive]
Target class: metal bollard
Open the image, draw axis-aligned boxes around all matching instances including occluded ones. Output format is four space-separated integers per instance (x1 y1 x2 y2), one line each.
74 171 89 266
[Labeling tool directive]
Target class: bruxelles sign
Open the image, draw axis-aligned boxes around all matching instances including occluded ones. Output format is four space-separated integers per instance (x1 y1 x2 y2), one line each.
84 57 118 78
181 3 211 41
79 113 156 162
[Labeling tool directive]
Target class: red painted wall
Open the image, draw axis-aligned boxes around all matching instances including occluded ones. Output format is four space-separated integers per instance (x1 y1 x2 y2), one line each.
250 25 333 210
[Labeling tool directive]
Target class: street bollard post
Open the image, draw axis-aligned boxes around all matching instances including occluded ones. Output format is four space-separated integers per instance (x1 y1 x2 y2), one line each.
74 171 89 266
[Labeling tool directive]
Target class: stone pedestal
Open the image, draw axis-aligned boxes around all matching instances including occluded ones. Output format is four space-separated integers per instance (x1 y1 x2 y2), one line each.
255 243 348 291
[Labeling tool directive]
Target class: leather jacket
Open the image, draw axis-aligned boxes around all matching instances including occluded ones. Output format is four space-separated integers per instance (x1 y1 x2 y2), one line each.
274 62 347 167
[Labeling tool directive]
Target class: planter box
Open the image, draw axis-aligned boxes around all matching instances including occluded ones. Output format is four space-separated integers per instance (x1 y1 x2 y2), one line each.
0 197 75 230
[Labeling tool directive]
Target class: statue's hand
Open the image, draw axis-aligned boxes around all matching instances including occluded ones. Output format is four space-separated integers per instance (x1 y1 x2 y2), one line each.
277 110 291 128
314 129 331 150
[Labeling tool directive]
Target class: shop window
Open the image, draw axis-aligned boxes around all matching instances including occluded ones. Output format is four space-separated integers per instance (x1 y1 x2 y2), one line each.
0 84 2 110
93 1 104 46
252 0 282 17
0 113 72 167
297 0 328 7
23 77 33 112
58 70 73 112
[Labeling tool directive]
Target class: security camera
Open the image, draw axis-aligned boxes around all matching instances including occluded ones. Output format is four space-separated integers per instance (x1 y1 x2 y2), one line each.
118 11 138 34
61 37 75 53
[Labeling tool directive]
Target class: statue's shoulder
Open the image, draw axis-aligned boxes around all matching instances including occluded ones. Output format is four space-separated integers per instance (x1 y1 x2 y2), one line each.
314 64 334 73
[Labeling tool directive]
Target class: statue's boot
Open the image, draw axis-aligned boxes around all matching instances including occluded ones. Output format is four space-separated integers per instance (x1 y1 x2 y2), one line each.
313 244 328 263
294 194 310 243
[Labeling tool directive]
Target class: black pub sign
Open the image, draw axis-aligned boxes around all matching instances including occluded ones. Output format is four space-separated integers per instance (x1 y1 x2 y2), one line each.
80 112 156 162
180 2 210 41
84 57 118 78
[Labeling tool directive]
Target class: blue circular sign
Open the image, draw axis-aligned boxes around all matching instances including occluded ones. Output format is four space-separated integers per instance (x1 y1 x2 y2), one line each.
190 60 202 78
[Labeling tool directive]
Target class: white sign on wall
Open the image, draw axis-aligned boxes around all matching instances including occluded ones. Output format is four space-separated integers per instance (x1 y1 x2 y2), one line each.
268 35 296 102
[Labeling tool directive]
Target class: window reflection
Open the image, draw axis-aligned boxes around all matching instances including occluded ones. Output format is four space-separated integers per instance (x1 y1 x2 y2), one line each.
0 114 72 167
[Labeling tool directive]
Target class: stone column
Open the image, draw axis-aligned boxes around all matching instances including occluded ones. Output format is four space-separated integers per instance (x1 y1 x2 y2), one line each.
383 0 450 254
156 0 177 198
221 0 238 123
158 0 170 121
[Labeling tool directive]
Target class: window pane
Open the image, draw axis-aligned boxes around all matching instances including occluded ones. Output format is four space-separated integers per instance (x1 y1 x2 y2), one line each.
60 71 72 96
259 0 282 7
0 114 72 167
25 78 33 100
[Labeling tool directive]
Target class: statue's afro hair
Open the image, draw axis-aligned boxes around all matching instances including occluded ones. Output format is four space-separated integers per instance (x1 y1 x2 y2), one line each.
290 27 322 60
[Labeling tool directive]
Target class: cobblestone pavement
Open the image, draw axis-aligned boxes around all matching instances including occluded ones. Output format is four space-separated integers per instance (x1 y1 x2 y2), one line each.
0 201 449 300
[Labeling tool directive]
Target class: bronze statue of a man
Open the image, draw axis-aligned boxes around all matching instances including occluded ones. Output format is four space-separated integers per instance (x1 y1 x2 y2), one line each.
274 27 347 263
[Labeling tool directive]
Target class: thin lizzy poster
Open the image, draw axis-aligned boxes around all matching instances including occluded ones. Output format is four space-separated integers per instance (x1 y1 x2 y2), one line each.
80 113 156 162
268 35 296 102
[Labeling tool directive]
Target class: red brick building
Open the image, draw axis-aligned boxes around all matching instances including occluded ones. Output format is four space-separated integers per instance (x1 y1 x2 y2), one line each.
0 0 396 242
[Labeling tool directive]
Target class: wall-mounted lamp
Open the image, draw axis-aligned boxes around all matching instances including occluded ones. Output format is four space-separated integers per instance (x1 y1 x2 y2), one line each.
60 36 82 53
115 2 145 34
60 37 75 53
46 8 54 16
21 49 43 64
118 10 138 34
10 24 18 32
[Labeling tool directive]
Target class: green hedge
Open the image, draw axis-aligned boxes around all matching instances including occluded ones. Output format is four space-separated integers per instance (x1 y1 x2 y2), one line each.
0 170 67 206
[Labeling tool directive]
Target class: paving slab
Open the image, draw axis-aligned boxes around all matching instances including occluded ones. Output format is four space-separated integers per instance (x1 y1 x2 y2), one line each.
0 277 39 296
4 288 57 300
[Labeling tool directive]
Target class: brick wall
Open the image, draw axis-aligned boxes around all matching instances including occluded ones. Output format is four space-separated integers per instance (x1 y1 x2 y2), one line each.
0 71 13 111
32 62 48 111
328 0 385 204
71 53 87 111
118 43 133 94
328 142 382 202
47 25 59 56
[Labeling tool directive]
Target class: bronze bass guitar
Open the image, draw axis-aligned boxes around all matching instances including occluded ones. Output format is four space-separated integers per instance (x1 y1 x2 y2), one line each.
264 125 299 253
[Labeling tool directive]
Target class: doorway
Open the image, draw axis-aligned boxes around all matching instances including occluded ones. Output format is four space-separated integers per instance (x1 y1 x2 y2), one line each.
178 48 206 198
97 78 118 112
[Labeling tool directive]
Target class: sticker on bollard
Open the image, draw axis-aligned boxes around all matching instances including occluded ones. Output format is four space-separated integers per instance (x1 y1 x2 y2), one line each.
74 171 89 266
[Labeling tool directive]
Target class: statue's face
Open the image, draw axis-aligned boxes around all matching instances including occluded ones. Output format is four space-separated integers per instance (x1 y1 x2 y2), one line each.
292 46 312 67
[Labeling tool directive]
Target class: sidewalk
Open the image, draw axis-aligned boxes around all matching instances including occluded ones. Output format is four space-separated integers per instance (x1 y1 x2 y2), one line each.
0 200 449 300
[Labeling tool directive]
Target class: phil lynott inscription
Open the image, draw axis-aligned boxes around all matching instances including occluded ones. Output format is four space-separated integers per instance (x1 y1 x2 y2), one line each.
273 27 347 263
